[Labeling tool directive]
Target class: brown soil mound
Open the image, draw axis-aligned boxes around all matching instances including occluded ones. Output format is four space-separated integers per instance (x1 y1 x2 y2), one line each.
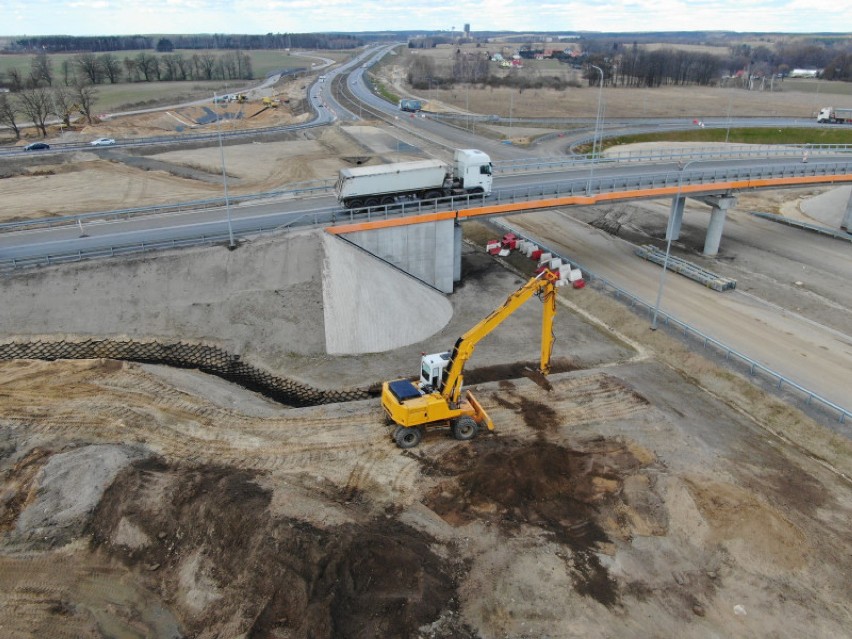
423 437 660 607
88 459 465 639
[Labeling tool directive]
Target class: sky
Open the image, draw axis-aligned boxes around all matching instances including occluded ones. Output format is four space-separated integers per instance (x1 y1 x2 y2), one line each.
3 0 852 36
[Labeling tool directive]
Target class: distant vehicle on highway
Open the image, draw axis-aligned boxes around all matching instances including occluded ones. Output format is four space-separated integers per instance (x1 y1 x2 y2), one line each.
23 142 50 151
90 138 115 146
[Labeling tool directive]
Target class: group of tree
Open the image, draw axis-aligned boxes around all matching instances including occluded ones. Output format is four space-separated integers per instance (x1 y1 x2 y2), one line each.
3 49 254 91
407 36 851 92
580 37 852 84
0 47 251 139
0 83 97 139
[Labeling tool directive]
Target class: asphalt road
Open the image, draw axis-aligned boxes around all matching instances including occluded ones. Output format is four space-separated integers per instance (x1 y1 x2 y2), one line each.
507 209 852 420
2 45 850 422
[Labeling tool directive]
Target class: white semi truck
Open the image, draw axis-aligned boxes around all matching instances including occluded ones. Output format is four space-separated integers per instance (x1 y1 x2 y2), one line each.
335 149 493 208
817 107 852 124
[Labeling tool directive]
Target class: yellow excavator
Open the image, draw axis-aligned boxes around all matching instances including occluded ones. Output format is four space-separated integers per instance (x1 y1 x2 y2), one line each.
381 269 559 448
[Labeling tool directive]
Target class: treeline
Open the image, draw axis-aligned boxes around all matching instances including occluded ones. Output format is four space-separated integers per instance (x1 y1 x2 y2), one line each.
2 49 254 92
5 33 365 53
581 38 852 83
0 48 255 139
408 40 852 91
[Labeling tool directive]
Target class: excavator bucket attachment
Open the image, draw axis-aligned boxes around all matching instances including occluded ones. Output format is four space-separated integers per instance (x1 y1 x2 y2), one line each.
465 390 494 431
522 366 553 391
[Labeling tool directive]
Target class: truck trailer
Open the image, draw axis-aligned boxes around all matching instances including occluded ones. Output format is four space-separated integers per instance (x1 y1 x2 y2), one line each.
817 107 852 124
335 149 493 208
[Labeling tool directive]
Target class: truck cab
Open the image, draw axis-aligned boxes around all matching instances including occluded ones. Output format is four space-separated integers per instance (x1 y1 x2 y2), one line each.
454 149 493 195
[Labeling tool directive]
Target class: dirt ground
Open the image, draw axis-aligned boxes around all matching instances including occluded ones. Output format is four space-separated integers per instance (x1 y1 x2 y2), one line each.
2 71 851 638
1 317 850 638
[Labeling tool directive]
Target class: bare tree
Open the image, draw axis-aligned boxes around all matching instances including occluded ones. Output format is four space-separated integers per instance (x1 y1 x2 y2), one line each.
175 55 191 81
73 82 98 124
18 86 53 136
123 57 140 82
195 52 217 80
52 85 79 126
30 50 53 86
135 52 159 81
60 59 74 86
160 54 180 81
0 93 22 139
7 67 24 92
75 52 104 84
99 53 123 84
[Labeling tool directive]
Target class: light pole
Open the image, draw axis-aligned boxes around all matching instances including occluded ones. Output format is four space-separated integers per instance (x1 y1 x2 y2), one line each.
651 159 698 329
214 93 236 249
587 64 604 194
725 92 733 143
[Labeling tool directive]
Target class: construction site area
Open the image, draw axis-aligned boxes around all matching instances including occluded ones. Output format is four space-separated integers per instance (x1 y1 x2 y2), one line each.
1 67 851 636
1 210 850 637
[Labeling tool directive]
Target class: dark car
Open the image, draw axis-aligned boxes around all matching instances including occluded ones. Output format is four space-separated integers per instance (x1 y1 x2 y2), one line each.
24 142 50 151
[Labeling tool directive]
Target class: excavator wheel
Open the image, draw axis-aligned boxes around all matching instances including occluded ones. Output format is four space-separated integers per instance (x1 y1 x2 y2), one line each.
395 426 423 449
451 416 479 441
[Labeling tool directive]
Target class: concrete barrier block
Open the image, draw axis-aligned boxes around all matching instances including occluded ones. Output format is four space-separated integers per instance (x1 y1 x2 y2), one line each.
568 268 583 282
538 252 552 265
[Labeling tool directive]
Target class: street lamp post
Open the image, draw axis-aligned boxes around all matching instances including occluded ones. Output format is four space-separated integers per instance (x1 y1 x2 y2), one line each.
214 93 236 249
587 65 604 194
651 159 697 329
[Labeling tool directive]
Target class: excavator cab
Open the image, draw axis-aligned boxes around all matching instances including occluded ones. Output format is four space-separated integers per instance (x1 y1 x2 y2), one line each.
419 352 450 391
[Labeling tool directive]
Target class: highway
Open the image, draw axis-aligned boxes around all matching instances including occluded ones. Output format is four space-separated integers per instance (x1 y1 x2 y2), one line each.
2 155 851 266
2 44 850 422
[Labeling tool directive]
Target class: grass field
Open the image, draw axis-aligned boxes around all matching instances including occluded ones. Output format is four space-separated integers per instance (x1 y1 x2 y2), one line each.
0 49 318 78
596 127 852 152
0 48 353 113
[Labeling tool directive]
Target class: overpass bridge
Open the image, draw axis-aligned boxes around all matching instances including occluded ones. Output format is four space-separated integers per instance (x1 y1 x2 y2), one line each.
2 156 852 292
327 159 852 292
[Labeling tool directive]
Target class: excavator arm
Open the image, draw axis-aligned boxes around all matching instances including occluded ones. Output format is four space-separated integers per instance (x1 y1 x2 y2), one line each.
441 269 559 404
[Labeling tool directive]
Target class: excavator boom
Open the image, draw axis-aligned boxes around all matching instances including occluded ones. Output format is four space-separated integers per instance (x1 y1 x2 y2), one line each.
381 268 560 448
441 269 558 403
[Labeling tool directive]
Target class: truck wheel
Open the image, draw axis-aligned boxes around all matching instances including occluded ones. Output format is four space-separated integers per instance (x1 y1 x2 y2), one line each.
365 197 380 207
348 199 363 209
395 426 423 449
380 195 395 206
425 190 442 201
452 416 479 441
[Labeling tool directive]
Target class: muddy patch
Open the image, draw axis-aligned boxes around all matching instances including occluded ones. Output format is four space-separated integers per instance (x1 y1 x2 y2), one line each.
464 356 577 386
89 459 466 639
423 437 663 607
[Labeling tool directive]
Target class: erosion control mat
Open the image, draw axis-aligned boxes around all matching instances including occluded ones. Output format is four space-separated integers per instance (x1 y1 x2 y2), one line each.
88 459 468 639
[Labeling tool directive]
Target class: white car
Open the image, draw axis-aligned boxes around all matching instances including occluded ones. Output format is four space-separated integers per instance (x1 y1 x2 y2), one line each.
90 138 115 146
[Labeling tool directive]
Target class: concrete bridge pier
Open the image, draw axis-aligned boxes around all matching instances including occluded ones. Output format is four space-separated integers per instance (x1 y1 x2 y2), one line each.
667 195 686 241
843 188 852 231
697 194 738 257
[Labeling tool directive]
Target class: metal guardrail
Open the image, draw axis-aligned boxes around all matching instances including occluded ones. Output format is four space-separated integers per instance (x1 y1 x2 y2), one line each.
4 147 850 235
750 212 852 241
0 178 336 233
491 144 852 174
495 221 851 427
